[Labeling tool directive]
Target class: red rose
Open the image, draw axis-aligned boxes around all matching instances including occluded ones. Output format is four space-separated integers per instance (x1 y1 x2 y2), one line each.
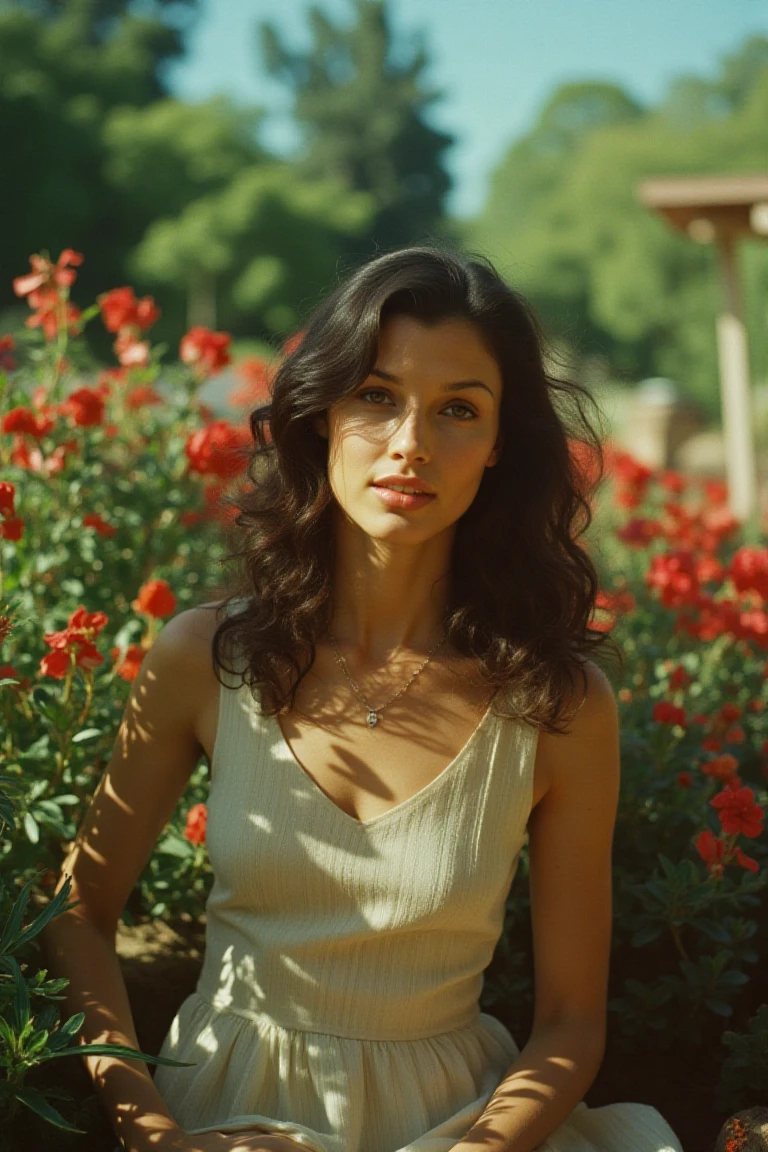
184 802 207 846
61 387 105 428
0 482 15 517
3 406 42 437
83 512 117 537
0 517 24 541
653 701 686 726
111 644 146 682
132 578 176 619
184 420 251 480
180 327 232 376
711 786 764 838
40 649 72 679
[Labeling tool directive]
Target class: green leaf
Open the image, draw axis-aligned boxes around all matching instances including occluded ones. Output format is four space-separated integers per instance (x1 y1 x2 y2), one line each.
41 1042 196 1067
23 811 40 843
718 970 750 987
15 1085 84 1133
0 876 34 953
705 998 734 1017
71 728 103 743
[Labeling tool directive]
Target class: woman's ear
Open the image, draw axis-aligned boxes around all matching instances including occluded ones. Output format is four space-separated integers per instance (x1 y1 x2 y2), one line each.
486 433 504 468
314 413 329 439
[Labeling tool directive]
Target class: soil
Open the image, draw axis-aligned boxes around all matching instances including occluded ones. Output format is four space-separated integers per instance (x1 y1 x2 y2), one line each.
9 918 751 1152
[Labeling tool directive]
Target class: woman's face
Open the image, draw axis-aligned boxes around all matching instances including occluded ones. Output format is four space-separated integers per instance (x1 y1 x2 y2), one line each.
315 313 504 544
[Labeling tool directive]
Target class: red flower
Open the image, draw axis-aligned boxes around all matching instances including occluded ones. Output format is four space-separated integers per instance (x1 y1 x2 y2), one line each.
0 663 30 692
668 664 692 691
658 470 686 494
132 578 176 619
695 828 727 877
40 648 72 679
13 250 84 341
677 771 693 788
2 406 46 437
0 481 18 516
60 387 105 428
74 640 104 671
111 644 146 682
184 802 207 845
0 517 24 541
616 517 663 547
720 703 742 723
68 606 108 637
41 607 108 679
98 287 160 334
83 512 116 537
180 327 232 376
13 248 83 297
646 550 699 608
702 736 723 753
729 547 768 600
734 846 759 873
711 785 764 838
184 420 251 480
703 479 728 505
0 335 16 373
653 701 686 726
114 331 151 368
125 385 163 411
701 754 739 781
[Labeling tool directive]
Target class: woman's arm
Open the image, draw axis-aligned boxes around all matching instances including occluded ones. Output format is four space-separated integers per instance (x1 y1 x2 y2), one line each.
41 608 218 1152
454 661 620 1152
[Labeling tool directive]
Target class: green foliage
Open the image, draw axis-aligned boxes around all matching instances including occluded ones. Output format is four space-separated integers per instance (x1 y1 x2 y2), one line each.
465 37 768 417
0 0 378 350
258 0 456 251
718 1004 768 1112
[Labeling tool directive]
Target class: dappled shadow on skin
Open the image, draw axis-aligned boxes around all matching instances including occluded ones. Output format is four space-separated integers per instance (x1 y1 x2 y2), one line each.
37 637 537 1152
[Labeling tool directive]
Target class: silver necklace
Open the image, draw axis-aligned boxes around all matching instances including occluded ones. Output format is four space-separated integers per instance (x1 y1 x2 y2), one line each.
328 630 447 728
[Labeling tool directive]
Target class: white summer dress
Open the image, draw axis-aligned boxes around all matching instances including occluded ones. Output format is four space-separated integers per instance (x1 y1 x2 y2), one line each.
143 624 685 1152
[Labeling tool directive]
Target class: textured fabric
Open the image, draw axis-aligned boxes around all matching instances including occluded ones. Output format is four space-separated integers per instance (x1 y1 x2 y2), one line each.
147 618 685 1152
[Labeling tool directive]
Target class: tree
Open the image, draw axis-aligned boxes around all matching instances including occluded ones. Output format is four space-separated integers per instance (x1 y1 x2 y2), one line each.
0 0 201 320
257 0 456 252
465 50 768 417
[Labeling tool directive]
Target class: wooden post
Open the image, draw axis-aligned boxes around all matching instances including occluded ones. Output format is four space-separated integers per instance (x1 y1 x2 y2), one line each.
714 234 758 523
187 270 217 331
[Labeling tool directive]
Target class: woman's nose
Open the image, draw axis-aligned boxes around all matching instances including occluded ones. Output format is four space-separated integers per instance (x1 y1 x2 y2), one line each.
388 408 431 461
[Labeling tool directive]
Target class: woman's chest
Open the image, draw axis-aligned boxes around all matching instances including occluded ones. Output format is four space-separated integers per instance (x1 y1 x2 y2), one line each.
195 664 551 825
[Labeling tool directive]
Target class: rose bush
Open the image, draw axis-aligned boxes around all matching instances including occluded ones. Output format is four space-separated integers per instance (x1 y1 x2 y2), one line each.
0 249 766 1136
0 250 281 1135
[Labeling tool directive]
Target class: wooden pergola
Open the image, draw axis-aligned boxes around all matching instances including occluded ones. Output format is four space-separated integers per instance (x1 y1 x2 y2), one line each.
637 173 768 523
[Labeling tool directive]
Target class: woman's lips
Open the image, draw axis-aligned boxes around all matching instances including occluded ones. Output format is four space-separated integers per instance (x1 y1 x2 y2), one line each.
371 485 437 510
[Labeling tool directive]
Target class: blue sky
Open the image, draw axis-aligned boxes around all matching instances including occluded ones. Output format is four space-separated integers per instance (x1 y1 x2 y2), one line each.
166 0 768 219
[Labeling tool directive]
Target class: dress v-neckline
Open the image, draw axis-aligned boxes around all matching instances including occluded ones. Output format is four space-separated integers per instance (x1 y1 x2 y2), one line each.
269 697 498 830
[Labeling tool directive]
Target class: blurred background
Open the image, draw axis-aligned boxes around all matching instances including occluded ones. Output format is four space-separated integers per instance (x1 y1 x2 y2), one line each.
2 0 768 510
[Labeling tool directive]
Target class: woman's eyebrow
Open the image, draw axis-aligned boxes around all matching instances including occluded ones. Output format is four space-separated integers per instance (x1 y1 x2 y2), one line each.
369 367 494 397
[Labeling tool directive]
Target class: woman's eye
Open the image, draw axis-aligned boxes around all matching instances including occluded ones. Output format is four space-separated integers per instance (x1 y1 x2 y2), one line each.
357 389 476 420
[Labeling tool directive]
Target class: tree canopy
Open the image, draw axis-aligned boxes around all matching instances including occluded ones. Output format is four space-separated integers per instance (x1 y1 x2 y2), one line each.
258 0 456 252
465 38 768 416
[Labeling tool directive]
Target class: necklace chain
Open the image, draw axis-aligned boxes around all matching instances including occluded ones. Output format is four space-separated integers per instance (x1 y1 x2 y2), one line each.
328 629 447 728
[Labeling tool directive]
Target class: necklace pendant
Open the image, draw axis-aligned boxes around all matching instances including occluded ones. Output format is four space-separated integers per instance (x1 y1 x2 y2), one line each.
367 710 379 728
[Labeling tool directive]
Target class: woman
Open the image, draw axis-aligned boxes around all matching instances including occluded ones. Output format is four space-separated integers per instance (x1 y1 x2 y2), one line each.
45 245 684 1152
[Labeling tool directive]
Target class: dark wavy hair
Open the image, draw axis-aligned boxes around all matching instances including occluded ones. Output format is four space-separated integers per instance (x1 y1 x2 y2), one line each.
207 242 615 734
